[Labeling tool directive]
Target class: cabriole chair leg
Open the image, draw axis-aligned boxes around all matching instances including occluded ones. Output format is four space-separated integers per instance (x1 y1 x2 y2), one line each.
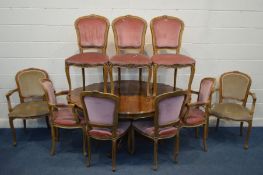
240 122 243 136
23 119 26 132
195 127 199 138
244 121 252 150
45 116 50 128
112 139 117 172
55 128 59 142
128 127 135 154
109 65 114 94
9 118 17 146
82 128 87 156
86 136 91 167
153 139 158 171
153 64 158 96
103 65 108 93
50 126 56 156
174 130 180 163
216 118 220 131
203 124 208 152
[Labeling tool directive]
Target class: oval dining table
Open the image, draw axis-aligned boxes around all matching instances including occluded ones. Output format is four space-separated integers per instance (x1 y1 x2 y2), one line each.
69 80 176 120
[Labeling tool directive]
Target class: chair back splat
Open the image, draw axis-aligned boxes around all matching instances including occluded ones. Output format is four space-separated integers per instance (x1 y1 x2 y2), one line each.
112 15 147 54
65 15 110 92
75 15 110 53
220 71 251 105
16 68 49 102
151 15 184 54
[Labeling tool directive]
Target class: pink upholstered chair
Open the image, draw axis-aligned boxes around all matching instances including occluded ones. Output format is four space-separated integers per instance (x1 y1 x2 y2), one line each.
65 15 110 92
151 15 195 96
109 15 152 96
80 91 131 171
132 91 187 170
40 79 86 156
181 78 215 151
209 71 256 149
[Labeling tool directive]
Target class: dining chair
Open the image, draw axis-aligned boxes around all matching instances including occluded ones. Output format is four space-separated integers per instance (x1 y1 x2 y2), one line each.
181 77 215 151
132 91 187 170
40 78 86 156
6 68 50 146
209 71 256 149
65 14 110 92
109 15 152 96
80 91 131 171
151 15 195 96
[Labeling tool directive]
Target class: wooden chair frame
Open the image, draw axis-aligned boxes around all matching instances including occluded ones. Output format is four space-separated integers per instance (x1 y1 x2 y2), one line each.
209 71 256 149
132 91 188 170
40 78 86 156
109 15 152 96
65 14 110 92
150 15 195 96
182 77 216 152
6 68 50 146
80 91 130 171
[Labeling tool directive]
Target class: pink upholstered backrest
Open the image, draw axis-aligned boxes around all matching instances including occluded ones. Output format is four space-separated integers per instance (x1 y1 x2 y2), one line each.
83 96 116 125
113 15 146 48
157 95 185 126
75 15 109 48
151 16 183 49
198 78 215 103
40 79 57 105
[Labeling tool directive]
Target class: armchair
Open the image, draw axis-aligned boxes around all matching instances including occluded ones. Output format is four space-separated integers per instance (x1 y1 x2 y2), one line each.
80 91 131 171
181 77 215 151
40 79 86 156
209 71 256 149
132 91 187 170
6 68 50 146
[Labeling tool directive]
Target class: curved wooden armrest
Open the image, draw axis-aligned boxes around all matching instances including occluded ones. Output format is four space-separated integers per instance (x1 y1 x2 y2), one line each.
190 90 199 95
5 88 18 112
248 91 257 115
186 101 207 108
6 88 18 97
55 90 69 96
50 103 80 123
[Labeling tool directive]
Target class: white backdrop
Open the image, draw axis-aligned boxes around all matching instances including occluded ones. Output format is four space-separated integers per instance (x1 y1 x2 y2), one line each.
0 0 263 127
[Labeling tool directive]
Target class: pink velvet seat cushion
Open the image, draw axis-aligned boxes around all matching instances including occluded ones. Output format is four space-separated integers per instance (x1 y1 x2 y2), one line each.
183 108 206 125
110 54 151 66
133 120 178 138
65 52 109 65
88 121 130 139
53 107 84 126
152 54 195 66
